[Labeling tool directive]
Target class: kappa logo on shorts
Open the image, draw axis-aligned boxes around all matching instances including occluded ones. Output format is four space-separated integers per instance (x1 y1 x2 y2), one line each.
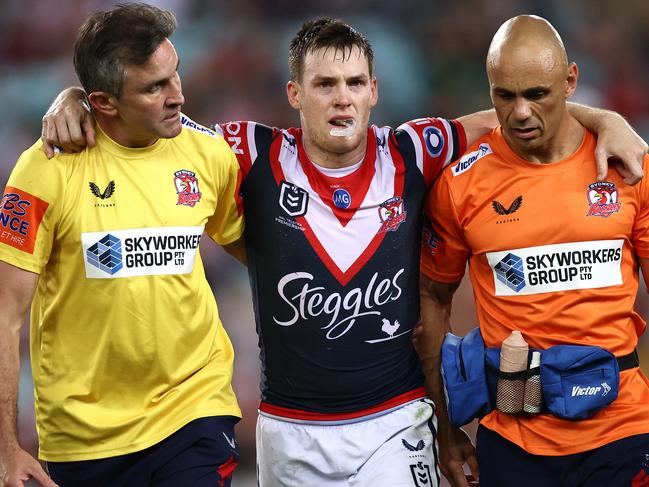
586 181 621 218
410 462 433 486
279 181 309 217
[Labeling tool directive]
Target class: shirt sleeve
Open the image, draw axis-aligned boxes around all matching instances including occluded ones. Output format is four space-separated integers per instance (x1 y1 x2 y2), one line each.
0 141 64 273
632 155 649 258
204 137 245 246
420 170 470 283
395 118 467 187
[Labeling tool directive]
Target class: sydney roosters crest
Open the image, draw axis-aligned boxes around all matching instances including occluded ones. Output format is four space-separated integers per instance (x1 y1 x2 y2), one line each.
586 182 621 218
174 170 202 207
378 197 407 233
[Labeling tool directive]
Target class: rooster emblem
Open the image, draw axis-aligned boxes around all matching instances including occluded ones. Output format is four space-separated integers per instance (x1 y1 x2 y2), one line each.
174 169 202 207
378 197 407 232
586 182 621 217
381 318 400 337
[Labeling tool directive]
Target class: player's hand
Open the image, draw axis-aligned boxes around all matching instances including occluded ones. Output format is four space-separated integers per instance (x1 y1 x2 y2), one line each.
41 87 96 159
437 424 479 487
594 112 646 185
0 447 58 487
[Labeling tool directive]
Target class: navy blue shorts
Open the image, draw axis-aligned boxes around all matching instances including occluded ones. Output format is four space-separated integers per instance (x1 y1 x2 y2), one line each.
477 424 649 487
47 416 240 487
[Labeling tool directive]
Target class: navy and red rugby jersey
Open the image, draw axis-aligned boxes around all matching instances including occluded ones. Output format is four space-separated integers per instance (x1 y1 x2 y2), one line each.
215 119 465 420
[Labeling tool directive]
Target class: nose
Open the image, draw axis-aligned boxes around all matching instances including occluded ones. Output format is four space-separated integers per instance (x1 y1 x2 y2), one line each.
166 73 185 107
512 97 532 121
333 84 351 107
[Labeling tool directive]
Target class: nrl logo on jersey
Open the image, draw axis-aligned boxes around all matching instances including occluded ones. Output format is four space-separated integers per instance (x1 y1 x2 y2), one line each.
279 181 308 217
410 462 433 487
174 170 202 207
586 182 621 218
378 197 407 233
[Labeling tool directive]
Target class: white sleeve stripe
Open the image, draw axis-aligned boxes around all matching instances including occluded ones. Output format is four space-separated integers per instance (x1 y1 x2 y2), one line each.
247 121 258 166
438 118 456 168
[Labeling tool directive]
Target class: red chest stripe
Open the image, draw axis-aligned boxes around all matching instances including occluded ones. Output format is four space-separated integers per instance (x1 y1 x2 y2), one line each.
269 129 405 286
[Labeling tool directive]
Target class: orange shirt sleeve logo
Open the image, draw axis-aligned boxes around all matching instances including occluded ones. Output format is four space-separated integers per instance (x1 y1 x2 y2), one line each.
0 186 49 254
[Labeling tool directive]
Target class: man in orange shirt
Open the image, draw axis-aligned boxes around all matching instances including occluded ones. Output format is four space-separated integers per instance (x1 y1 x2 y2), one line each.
419 15 649 487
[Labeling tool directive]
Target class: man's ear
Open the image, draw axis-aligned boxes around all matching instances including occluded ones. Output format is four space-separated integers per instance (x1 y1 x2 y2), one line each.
286 80 301 110
370 76 378 108
565 62 579 99
88 91 118 117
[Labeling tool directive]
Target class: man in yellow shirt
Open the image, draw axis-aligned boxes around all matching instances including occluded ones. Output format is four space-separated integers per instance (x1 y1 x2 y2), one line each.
0 5 243 487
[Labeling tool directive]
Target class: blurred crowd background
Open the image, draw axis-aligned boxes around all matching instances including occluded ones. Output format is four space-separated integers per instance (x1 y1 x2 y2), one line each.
2 0 648 485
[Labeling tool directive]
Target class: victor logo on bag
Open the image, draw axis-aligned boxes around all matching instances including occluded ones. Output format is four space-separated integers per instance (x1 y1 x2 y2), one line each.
571 383 609 397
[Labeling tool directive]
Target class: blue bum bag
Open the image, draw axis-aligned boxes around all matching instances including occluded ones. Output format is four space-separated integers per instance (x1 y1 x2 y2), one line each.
440 327 493 426
539 345 619 420
441 328 638 426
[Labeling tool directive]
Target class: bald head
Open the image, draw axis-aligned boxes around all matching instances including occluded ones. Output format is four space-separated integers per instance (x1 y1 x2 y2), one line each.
487 15 567 79
485 15 580 163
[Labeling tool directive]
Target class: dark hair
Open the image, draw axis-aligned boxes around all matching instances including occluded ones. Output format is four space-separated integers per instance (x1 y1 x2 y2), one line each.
289 17 374 81
73 3 177 98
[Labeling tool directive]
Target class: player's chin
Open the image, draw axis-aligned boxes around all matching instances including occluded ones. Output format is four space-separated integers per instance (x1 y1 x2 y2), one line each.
161 122 183 139
327 134 362 152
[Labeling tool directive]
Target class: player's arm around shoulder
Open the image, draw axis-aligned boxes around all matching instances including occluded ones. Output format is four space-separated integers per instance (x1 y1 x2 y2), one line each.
193 125 245 253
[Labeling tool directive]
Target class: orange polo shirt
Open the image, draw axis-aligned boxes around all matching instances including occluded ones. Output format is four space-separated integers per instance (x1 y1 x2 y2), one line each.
422 127 649 455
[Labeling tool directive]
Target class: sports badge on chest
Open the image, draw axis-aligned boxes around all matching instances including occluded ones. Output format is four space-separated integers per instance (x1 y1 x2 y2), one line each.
279 181 309 217
586 181 621 218
378 197 407 233
174 170 202 207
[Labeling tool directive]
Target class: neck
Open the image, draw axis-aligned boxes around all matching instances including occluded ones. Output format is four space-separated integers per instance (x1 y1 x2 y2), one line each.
96 116 157 148
301 132 368 170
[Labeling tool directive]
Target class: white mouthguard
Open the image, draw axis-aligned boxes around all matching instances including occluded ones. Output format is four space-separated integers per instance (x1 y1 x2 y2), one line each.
330 120 355 137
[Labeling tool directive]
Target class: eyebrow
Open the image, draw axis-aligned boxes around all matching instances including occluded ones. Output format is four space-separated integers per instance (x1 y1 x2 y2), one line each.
311 73 369 83
142 59 181 92
494 85 550 96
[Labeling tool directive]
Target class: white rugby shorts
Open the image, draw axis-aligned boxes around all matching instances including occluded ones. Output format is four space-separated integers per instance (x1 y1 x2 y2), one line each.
256 398 439 487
